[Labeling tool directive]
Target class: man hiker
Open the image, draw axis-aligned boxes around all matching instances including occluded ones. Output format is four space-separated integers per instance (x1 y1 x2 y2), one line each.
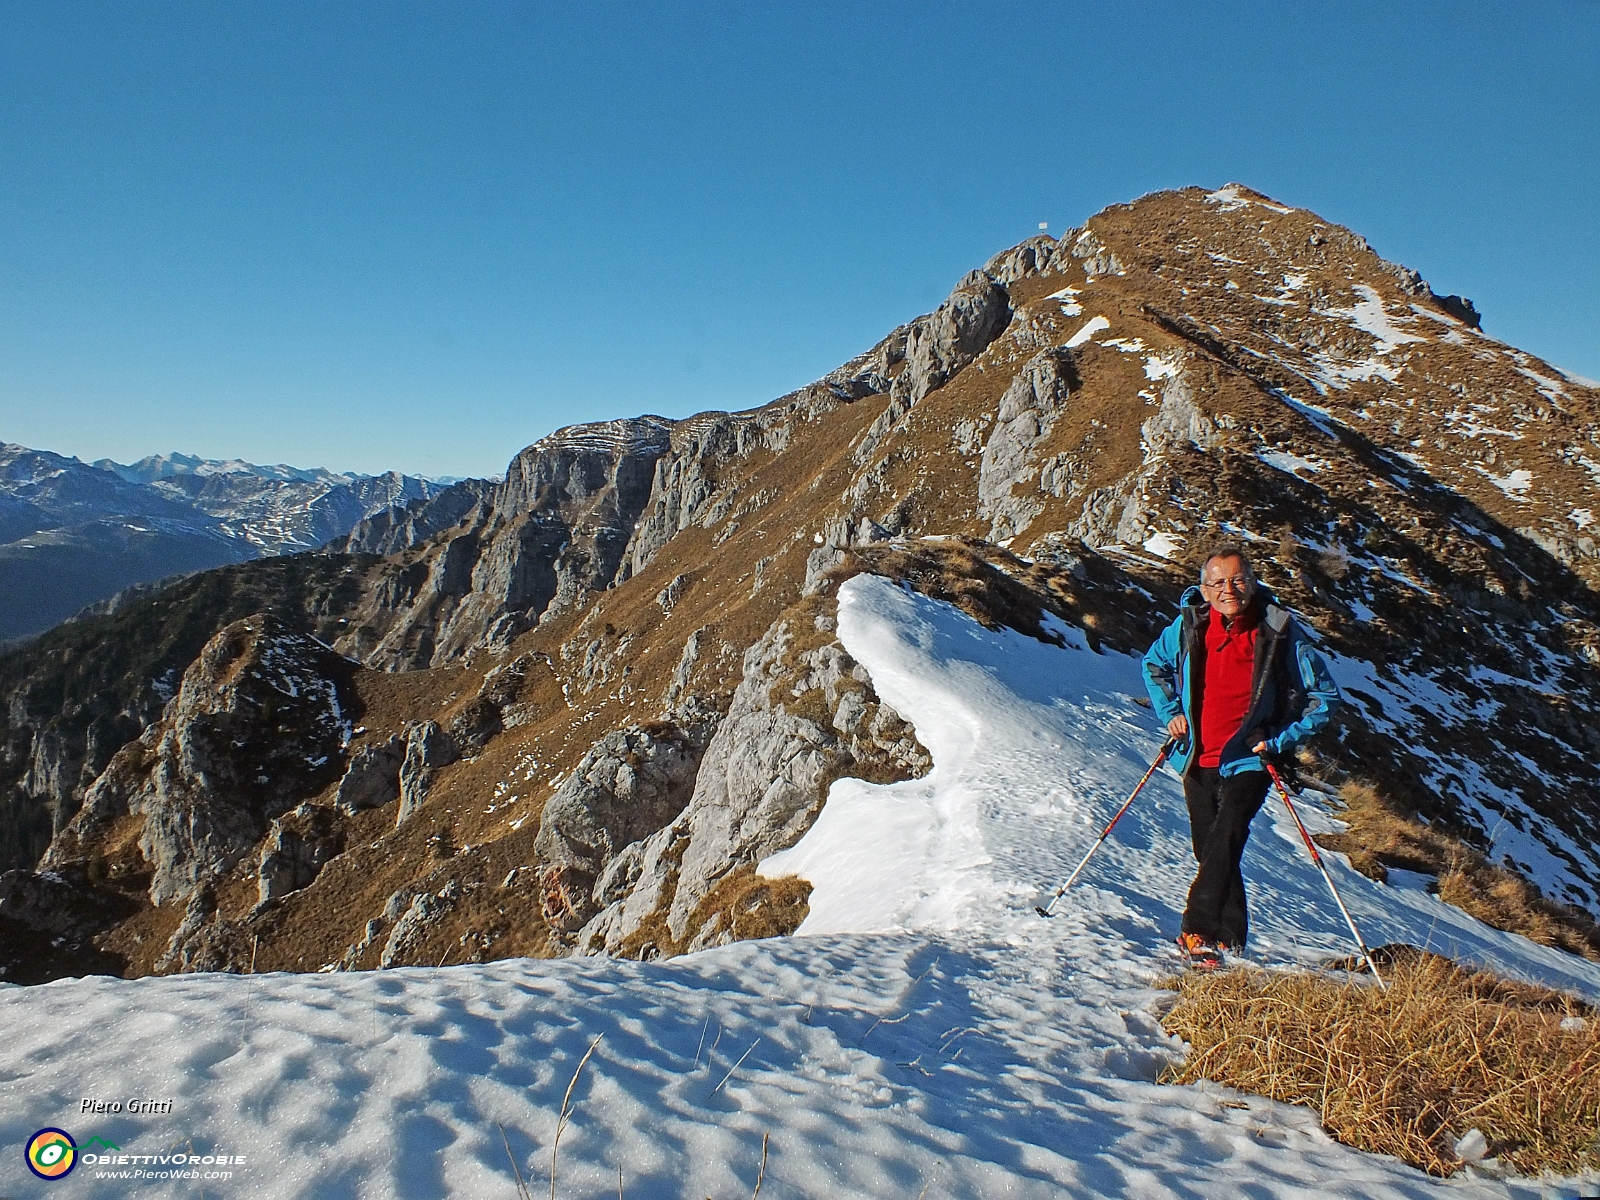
1141 544 1340 966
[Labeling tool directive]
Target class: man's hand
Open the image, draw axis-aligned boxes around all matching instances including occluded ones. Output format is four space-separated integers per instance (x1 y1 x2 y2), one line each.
1166 716 1189 741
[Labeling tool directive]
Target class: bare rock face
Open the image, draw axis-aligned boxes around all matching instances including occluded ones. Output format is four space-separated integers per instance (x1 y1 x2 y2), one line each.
1067 366 1215 550
334 736 405 813
1066 227 1125 277
661 629 706 710
845 269 1015 475
445 697 501 756
0 866 135 940
380 880 460 967
3 687 150 874
893 269 1013 405
330 478 494 556
571 608 930 958
618 411 793 582
47 614 353 907
156 877 249 974
982 233 1074 286
396 721 458 826
258 803 345 903
340 418 674 669
533 709 719 936
978 347 1082 541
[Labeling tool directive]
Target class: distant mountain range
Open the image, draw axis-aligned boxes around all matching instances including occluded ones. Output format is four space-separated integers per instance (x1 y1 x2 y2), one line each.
0 444 488 641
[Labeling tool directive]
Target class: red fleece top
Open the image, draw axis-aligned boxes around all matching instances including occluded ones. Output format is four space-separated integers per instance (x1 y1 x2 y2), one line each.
1196 604 1259 768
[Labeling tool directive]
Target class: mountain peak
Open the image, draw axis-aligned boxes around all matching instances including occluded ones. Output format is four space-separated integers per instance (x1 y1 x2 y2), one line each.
3 183 1598 1005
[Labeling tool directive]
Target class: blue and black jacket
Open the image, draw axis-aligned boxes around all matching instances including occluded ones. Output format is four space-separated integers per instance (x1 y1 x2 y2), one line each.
1141 585 1341 777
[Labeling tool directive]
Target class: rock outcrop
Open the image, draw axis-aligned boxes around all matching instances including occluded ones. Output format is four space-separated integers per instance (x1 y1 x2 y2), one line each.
0 553 368 879
893 270 1013 405
331 478 495 556
982 234 1073 286
0 865 135 941
533 709 719 935
571 605 930 957
155 877 247 973
380 881 460 967
978 347 1082 541
396 721 458 826
334 736 406 813
336 418 674 669
46 614 354 906
617 410 796 582
258 804 345 903
848 269 1016 474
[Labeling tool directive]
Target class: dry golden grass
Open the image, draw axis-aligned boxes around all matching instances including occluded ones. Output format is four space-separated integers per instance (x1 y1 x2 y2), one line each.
616 866 811 961
690 866 812 943
1320 780 1600 962
1159 952 1599 1176
837 537 1162 657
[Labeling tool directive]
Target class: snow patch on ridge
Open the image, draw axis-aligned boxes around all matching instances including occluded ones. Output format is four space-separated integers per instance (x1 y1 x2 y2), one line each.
1339 285 1428 352
1515 367 1569 403
1306 286 1429 390
774 574 1600 990
1482 467 1534 499
1143 530 1183 559
1260 449 1328 478
1143 355 1181 381
1046 284 1083 316
1204 184 1295 215
1065 315 1110 348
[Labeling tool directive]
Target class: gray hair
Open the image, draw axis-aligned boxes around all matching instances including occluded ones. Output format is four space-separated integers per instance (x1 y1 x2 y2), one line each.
1197 543 1257 583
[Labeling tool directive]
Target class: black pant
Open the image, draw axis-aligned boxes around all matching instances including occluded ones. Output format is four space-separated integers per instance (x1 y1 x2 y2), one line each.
1182 766 1270 948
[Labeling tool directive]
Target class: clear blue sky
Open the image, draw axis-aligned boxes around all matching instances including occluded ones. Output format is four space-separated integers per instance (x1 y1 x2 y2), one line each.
3 2 1596 479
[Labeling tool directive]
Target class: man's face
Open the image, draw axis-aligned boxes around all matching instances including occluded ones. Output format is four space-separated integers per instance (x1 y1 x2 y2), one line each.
1200 555 1255 619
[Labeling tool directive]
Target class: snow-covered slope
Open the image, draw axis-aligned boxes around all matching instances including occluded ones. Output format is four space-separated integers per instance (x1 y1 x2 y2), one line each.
772 576 1600 990
2 577 1593 1198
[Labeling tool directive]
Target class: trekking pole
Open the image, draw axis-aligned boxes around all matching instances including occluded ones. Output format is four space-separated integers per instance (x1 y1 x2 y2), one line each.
1265 763 1386 990
1037 739 1177 918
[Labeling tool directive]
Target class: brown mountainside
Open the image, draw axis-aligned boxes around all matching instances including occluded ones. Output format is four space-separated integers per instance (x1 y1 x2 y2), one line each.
3 182 1598 982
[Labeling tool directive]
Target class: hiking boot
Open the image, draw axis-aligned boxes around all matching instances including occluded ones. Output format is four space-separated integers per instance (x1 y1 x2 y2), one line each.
1176 932 1223 970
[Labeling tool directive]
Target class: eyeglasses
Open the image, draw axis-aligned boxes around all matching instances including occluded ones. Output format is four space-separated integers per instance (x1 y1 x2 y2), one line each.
1200 576 1253 593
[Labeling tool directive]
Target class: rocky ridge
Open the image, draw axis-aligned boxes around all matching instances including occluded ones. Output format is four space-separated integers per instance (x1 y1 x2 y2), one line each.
3 182 1598 983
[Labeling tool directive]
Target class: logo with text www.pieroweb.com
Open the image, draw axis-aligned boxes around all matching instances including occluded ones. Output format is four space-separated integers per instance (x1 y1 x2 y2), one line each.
20 1123 247 1184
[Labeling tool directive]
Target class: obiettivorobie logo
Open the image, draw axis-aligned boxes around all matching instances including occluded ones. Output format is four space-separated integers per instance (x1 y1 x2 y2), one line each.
25 1129 81 1180
24 1126 246 1183
25 1131 120 1180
